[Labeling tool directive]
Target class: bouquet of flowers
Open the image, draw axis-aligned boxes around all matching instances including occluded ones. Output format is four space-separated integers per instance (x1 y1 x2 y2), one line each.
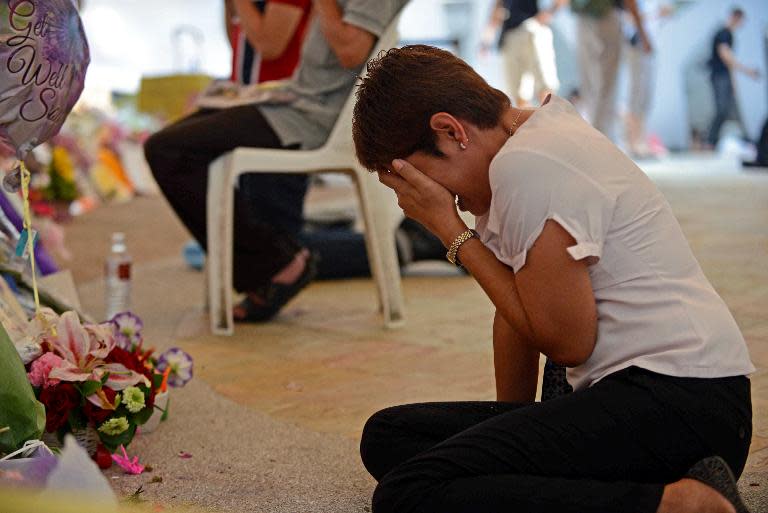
43 144 80 203
22 310 193 457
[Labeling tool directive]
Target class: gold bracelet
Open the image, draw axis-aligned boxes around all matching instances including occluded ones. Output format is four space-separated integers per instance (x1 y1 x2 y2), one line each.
446 229 477 267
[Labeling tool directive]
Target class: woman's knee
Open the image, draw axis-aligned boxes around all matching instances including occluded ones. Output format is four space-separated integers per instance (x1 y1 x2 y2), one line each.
143 131 166 174
360 407 401 479
371 468 445 513
143 127 184 175
371 477 398 513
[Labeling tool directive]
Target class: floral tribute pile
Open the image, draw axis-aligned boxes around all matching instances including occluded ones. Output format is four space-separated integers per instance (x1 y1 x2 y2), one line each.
23 311 192 467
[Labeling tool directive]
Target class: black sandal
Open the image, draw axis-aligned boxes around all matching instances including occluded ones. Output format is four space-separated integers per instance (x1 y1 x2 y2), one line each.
685 456 751 513
234 254 318 323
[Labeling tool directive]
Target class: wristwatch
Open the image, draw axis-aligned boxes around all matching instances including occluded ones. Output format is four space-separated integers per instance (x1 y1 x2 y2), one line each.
446 229 478 268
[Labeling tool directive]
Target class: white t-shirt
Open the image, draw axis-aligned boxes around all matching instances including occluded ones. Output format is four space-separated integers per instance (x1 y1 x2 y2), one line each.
476 95 755 390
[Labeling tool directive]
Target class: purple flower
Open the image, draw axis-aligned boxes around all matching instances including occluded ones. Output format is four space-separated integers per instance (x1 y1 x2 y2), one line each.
157 348 193 388
110 312 143 351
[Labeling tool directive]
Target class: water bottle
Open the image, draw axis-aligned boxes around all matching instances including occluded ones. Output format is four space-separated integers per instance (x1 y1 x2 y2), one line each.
105 232 131 320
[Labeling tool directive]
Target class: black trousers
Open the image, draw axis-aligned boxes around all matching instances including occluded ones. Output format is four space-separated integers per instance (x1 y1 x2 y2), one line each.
144 105 307 292
360 367 752 513
708 72 737 146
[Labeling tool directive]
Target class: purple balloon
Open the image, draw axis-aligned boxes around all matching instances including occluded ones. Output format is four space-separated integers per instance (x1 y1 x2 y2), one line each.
0 0 90 161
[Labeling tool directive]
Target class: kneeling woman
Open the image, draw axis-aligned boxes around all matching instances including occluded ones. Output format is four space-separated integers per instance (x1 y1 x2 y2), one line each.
352 46 754 513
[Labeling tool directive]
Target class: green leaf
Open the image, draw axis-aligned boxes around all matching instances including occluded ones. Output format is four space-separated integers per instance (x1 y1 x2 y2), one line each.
0 323 45 453
76 380 102 397
98 423 137 453
100 372 110 385
132 404 153 425
67 409 87 430
160 397 170 421
152 373 163 390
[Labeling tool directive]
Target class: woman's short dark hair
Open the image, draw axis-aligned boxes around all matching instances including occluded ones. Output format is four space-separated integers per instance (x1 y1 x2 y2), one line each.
352 45 510 172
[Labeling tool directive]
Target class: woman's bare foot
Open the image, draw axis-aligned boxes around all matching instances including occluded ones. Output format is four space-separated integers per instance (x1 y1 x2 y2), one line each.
233 249 310 320
657 479 736 513
271 248 310 285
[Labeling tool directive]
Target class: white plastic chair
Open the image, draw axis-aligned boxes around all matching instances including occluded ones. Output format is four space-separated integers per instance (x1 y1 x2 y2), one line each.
206 15 405 335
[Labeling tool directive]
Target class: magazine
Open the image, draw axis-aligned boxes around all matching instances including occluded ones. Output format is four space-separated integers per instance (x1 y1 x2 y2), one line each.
196 80 297 110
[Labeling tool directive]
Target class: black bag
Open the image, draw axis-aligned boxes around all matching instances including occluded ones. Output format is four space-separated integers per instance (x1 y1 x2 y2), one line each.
756 117 768 165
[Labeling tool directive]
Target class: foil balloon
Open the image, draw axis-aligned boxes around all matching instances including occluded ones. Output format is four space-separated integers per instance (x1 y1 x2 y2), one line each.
0 0 89 191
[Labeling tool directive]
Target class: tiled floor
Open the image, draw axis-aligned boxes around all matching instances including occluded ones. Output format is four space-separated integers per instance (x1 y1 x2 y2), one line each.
67 154 767 511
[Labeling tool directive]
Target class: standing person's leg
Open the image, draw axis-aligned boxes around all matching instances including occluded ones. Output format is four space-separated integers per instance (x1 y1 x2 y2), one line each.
626 45 655 156
501 29 526 106
591 9 622 139
708 73 735 147
144 105 307 292
369 368 752 513
527 18 559 104
577 15 600 126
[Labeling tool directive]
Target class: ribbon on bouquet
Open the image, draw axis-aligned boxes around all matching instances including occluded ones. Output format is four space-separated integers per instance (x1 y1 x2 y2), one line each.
16 163 41 318
0 439 51 461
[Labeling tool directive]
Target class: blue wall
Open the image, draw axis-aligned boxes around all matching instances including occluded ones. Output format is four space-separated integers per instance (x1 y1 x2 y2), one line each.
646 0 768 149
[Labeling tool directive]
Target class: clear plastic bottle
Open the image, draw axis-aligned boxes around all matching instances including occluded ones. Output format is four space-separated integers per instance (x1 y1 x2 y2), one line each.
104 232 131 320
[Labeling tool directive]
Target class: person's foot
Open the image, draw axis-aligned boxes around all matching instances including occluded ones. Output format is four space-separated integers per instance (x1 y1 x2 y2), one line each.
685 457 750 513
233 250 318 323
659 457 750 513
663 478 737 513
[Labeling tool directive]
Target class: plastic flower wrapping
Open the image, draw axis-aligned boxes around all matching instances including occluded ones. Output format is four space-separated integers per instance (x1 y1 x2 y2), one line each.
10 310 193 463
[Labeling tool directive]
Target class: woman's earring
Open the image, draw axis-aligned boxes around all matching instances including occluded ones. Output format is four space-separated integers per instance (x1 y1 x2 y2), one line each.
459 141 468 150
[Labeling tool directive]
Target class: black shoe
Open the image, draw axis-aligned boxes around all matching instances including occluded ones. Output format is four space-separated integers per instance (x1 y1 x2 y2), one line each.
742 159 768 169
234 253 318 323
685 456 751 513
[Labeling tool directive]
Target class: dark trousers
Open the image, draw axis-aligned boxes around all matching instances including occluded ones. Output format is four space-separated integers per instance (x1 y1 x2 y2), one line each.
755 117 768 165
708 72 737 146
360 367 752 513
144 106 307 292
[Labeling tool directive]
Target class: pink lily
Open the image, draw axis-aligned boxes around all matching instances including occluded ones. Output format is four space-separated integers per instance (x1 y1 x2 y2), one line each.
47 312 149 392
111 445 145 475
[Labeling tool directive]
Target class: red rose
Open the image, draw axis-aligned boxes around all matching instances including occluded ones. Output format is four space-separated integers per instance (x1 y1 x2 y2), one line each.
82 387 117 425
107 346 154 386
39 383 80 433
94 444 113 469
106 347 143 372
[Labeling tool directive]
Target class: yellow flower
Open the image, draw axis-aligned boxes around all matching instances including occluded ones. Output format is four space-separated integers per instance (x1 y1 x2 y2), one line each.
51 146 76 182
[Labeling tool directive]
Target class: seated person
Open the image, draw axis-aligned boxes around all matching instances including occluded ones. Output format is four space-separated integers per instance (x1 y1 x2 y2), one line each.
353 46 754 513
182 0 313 270
145 0 408 322
226 0 311 84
